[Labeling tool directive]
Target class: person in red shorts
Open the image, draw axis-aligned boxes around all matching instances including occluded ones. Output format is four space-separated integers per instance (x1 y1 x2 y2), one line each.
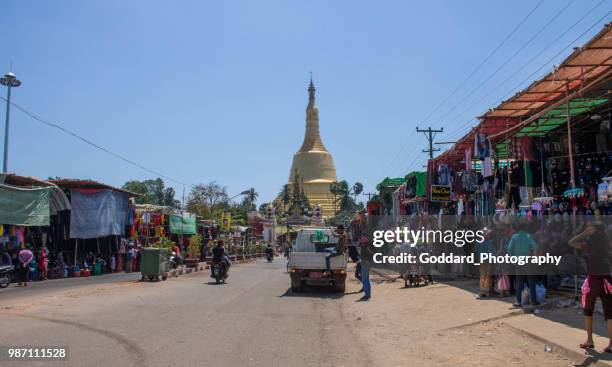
569 221 612 352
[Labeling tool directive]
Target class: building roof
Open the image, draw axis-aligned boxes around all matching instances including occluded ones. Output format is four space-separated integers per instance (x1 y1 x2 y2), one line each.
49 178 137 196
433 22 612 166
483 23 612 119
1 173 55 187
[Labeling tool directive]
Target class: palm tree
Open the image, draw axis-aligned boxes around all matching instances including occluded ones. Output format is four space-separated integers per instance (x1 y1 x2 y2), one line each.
279 184 290 211
245 188 258 211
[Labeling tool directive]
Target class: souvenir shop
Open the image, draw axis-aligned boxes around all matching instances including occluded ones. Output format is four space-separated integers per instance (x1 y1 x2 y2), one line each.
130 204 199 252
0 176 140 279
426 23 612 220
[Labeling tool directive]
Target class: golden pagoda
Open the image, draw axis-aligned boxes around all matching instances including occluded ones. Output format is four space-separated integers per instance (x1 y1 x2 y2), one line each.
287 78 338 217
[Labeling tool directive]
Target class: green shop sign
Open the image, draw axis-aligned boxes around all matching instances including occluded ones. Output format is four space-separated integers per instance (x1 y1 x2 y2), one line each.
169 214 197 235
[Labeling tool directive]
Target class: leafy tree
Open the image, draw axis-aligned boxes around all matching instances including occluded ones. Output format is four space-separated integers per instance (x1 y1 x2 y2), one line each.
186 181 229 219
279 184 290 211
122 178 178 207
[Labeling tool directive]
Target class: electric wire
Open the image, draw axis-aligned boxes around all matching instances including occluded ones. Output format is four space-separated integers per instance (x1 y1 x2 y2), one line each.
0 96 197 189
381 0 545 177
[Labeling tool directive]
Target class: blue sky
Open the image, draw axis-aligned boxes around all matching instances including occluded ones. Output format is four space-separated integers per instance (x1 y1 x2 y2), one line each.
0 0 609 204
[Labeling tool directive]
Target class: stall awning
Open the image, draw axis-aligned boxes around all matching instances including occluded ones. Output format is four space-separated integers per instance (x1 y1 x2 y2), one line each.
0 184 51 226
483 23 612 119
433 22 612 166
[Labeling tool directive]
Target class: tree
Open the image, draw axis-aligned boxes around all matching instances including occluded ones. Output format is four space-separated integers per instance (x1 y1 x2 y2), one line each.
122 178 178 207
351 182 364 198
279 184 290 211
329 180 363 215
244 188 258 212
186 181 228 219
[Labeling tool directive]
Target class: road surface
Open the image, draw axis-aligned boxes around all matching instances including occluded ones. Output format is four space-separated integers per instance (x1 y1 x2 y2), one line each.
0 259 582 367
0 259 370 367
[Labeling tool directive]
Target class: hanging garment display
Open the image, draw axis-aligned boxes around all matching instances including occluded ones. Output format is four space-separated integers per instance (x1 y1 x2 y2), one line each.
463 171 479 193
437 164 451 186
474 133 491 159
482 157 493 177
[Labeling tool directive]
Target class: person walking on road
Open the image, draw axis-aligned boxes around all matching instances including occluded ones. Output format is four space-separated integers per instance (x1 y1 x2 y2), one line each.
347 242 362 290
358 236 373 300
17 245 34 286
569 221 612 352
507 222 539 307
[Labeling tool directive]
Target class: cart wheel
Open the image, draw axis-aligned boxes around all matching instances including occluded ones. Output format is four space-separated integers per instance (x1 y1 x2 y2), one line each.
162 275 167 281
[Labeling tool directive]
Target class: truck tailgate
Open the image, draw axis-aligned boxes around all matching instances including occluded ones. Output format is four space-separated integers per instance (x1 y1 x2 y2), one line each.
290 252 346 270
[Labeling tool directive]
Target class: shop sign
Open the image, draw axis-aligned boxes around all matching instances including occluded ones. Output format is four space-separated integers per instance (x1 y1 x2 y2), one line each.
430 185 451 202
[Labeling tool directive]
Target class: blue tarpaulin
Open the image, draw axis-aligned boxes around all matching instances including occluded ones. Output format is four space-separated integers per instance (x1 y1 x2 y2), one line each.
69 189 128 239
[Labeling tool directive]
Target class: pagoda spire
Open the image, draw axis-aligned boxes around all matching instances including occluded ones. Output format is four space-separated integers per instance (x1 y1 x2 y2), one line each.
299 76 326 152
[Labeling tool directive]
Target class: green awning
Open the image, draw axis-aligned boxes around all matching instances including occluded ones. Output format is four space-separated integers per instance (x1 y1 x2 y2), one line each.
496 98 608 158
405 171 427 197
0 184 51 226
515 98 607 137
169 214 197 235
376 177 405 191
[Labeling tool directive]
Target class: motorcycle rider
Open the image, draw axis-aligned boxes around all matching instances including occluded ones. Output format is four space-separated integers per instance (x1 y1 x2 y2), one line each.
265 244 274 261
211 240 230 278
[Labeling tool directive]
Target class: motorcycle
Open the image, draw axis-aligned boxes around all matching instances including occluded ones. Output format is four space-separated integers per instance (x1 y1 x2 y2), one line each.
211 261 226 284
266 253 273 262
168 252 182 269
0 265 14 288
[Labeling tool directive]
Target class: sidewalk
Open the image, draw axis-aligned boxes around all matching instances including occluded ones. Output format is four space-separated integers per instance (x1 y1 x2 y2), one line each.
344 264 612 366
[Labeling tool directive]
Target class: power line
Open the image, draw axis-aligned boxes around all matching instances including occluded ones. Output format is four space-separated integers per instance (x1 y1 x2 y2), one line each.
429 0 576 128
441 4 609 141
0 96 196 189
418 0 544 126
382 0 544 176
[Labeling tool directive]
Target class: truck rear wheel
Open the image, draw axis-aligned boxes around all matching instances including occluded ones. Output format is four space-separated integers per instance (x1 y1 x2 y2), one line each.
290 276 302 293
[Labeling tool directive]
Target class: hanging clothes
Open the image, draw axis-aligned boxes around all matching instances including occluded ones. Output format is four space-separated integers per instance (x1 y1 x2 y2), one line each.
437 164 451 186
475 133 491 159
482 157 493 177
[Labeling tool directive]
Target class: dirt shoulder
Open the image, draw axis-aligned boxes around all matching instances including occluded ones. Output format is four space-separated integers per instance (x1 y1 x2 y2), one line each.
340 266 612 366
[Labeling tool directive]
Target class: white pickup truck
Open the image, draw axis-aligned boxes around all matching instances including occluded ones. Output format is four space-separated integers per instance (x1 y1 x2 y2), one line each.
288 227 347 293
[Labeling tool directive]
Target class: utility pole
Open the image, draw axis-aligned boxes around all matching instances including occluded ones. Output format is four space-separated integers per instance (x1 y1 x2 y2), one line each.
1 72 22 173
361 192 375 201
416 126 444 159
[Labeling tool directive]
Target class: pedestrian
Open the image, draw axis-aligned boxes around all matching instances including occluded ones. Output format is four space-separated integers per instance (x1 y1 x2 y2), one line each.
126 246 135 273
348 243 362 287
477 228 495 298
39 247 47 280
569 221 612 352
507 221 539 307
17 245 33 286
358 236 373 300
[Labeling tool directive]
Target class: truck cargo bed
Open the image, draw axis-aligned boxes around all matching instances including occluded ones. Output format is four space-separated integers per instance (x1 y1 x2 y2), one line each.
290 252 346 270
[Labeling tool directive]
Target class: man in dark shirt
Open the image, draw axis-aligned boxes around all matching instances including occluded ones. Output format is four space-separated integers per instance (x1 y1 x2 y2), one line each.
211 240 230 277
359 236 374 300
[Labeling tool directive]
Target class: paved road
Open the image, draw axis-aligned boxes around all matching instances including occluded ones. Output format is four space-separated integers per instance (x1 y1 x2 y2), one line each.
0 259 368 367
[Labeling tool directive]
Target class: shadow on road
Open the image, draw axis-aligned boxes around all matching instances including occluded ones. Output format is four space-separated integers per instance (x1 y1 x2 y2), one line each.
279 287 344 299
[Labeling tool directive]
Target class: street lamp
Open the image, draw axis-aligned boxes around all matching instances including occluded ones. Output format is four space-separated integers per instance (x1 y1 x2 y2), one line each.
1 72 21 173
